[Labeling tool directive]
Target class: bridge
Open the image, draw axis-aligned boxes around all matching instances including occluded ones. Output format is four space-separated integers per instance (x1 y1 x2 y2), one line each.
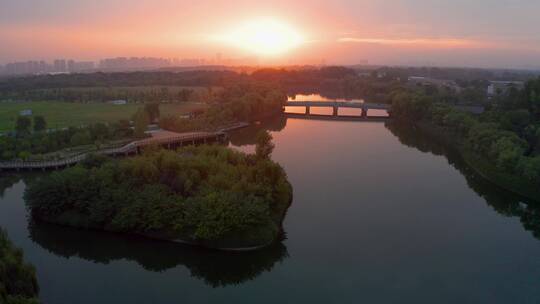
0 130 227 171
285 101 390 117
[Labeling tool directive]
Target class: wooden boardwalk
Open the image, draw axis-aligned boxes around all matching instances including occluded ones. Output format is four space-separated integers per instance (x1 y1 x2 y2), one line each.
0 130 227 171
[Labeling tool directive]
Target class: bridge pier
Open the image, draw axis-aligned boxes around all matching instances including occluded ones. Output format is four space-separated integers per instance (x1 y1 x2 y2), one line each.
333 106 338 116
305 106 310 115
361 108 368 118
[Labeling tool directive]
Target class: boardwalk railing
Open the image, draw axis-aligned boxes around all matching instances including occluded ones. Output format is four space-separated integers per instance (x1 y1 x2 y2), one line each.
0 131 226 171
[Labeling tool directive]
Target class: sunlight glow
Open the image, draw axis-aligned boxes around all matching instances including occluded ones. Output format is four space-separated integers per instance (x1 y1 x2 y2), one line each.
337 37 482 48
217 18 304 56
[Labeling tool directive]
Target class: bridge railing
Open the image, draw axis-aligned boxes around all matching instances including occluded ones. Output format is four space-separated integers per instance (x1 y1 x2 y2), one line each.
285 101 390 109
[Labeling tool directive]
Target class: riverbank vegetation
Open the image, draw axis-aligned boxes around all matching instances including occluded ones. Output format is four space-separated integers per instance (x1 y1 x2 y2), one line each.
25 136 292 250
390 77 540 200
159 82 287 132
0 119 135 161
0 229 39 304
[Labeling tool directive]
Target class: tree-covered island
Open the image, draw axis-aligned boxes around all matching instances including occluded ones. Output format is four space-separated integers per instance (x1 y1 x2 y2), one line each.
24 134 292 250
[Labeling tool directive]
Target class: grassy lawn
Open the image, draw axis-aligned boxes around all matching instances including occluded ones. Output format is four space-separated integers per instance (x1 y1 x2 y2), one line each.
0 101 207 133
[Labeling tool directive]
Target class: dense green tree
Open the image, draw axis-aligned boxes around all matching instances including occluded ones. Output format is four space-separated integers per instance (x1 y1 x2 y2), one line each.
255 130 274 160
500 109 531 135
32 116 47 132
144 103 160 123
390 92 433 120
133 109 150 138
441 110 476 135
524 78 540 118
518 157 540 182
15 116 32 137
70 131 91 146
490 136 527 171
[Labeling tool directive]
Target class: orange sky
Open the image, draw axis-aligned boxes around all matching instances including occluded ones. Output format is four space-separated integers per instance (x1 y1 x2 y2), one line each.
2 0 540 68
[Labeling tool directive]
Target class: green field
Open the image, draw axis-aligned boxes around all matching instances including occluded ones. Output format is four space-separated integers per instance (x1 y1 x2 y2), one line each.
0 101 207 133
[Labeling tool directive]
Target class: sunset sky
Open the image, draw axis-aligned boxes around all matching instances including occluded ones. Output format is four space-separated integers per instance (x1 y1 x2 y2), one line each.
2 0 540 68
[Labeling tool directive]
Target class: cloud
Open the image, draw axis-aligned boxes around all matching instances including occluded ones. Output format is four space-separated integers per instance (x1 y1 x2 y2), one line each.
337 37 484 48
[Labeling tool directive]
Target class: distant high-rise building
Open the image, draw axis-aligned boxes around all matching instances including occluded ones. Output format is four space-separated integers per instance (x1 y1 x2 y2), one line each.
3 61 50 75
98 57 170 70
67 60 75 72
53 59 67 72
74 61 95 71
67 60 95 73
0 59 97 76
179 58 202 66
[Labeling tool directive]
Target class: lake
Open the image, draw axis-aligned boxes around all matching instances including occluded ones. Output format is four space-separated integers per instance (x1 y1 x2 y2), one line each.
1 115 540 303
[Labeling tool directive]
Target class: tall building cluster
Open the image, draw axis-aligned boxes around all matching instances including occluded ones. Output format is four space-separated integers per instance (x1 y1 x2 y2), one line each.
0 59 95 76
98 57 171 70
0 54 245 76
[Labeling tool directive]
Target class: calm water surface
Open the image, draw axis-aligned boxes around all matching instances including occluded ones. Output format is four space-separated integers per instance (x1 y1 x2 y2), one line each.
1 116 540 303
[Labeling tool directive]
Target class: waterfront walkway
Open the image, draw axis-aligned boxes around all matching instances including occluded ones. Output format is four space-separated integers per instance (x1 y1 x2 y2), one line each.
0 130 227 171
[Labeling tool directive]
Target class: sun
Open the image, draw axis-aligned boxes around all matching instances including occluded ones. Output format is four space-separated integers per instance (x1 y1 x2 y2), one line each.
218 18 304 56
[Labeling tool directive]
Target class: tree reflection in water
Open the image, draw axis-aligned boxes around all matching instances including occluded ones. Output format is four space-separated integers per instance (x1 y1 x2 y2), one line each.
228 115 287 147
28 219 289 288
386 121 540 240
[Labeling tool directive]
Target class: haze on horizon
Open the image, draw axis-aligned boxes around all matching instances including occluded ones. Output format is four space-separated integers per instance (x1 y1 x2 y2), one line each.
2 0 540 69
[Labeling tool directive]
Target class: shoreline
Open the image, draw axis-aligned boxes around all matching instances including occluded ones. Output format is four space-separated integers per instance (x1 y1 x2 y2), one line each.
32 207 288 252
410 121 540 202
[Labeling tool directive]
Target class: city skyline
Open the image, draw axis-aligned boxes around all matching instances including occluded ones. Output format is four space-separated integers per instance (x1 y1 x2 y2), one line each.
0 55 266 76
2 1 540 69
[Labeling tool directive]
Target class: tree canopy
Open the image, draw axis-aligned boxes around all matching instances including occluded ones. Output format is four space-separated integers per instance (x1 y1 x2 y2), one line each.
159 81 287 133
32 116 47 132
255 130 274 160
25 145 292 249
15 116 31 137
